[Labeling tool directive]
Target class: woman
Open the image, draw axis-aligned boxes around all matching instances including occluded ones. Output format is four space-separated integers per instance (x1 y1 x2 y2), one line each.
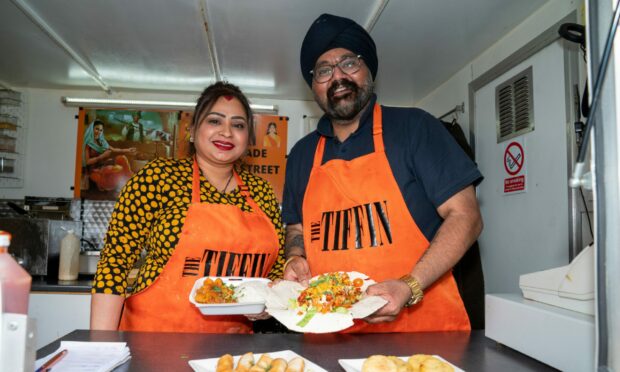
83 120 137 191
90 82 285 333
262 122 281 148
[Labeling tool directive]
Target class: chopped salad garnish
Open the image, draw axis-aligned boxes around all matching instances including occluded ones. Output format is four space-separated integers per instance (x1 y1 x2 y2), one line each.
292 272 364 326
194 278 237 304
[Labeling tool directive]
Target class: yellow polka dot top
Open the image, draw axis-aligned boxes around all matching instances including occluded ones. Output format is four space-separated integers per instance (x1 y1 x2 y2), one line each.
92 157 285 296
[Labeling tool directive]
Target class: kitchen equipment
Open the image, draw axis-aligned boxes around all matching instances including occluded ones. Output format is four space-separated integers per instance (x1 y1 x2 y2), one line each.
0 218 81 276
79 250 100 275
23 196 73 220
519 243 594 315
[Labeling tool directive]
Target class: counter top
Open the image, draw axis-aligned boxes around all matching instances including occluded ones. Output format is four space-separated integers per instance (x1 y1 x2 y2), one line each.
31 274 93 293
37 330 557 371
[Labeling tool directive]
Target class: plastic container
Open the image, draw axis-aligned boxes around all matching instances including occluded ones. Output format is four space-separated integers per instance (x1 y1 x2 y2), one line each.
0 231 32 314
58 230 80 281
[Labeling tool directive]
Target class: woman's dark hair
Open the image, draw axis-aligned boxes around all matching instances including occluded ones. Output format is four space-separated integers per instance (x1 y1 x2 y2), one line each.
190 81 255 155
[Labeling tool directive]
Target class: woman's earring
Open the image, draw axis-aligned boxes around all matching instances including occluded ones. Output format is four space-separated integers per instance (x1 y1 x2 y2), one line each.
189 136 194 142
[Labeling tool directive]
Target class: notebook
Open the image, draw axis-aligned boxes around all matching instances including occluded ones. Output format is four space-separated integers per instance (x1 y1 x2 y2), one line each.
34 341 131 372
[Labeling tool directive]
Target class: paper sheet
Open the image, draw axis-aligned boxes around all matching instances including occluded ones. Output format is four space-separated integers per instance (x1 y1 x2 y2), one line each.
35 341 131 372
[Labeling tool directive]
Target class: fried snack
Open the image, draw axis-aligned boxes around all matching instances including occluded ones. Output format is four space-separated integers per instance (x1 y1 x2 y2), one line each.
285 357 305 372
361 355 398 372
407 354 454 372
235 352 254 372
268 358 288 372
407 354 431 371
420 357 454 372
387 356 408 372
216 354 234 372
248 354 273 372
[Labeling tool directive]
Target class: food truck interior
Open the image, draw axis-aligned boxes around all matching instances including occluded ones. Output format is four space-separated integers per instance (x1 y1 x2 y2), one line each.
0 0 618 371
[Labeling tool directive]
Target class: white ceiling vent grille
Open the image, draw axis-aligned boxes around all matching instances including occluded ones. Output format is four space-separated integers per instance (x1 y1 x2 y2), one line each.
495 66 534 143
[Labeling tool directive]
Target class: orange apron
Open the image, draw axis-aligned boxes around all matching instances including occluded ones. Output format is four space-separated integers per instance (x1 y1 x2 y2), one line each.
302 104 470 332
119 159 279 333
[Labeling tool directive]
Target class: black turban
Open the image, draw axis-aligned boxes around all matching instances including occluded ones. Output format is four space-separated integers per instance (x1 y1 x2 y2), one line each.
300 13 378 87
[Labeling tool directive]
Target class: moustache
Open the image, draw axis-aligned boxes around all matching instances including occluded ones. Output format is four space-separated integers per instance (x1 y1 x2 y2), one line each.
327 79 359 101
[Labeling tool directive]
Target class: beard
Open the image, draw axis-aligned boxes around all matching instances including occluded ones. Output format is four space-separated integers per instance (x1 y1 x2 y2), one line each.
314 76 374 121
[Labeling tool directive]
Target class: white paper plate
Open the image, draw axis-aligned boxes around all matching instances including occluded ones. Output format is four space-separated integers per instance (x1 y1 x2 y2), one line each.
338 355 464 372
265 271 387 333
189 277 270 315
188 350 327 372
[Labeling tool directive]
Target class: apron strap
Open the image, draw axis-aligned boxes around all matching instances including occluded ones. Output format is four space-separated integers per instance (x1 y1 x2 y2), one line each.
313 136 326 167
372 103 385 152
234 171 263 212
192 157 202 204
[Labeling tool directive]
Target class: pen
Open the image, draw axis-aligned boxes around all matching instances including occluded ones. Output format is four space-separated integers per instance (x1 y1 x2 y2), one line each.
35 349 68 372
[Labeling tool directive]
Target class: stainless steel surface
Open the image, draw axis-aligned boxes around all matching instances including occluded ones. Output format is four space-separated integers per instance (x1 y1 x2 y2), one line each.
0 218 81 276
79 250 100 274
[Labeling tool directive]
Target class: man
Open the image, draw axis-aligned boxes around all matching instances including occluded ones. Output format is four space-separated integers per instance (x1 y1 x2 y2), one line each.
282 13 483 332
123 111 145 142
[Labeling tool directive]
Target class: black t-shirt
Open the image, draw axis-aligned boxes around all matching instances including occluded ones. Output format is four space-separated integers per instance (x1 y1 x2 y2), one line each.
282 95 483 241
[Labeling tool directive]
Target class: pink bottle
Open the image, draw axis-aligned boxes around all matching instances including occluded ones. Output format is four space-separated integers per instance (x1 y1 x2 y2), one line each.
0 231 32 314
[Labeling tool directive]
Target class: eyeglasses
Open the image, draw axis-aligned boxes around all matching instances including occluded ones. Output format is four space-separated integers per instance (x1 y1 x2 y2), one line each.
310 55 363 83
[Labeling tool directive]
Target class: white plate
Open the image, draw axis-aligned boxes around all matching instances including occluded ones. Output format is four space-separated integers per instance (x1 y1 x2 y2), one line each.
338 355 464 372
265 271 387 333
189 276 270 315
188 350 327 372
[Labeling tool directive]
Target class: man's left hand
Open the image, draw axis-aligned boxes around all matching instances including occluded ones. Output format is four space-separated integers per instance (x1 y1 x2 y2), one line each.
363 280 412 323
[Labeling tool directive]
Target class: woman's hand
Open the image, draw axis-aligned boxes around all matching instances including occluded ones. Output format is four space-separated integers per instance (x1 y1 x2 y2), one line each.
244 311 271 321
125 147 137 155
283 256 311 286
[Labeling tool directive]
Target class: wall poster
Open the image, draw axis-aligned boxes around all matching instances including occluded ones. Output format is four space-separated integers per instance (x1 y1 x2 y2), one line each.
75 109 287 203
74 108 179 200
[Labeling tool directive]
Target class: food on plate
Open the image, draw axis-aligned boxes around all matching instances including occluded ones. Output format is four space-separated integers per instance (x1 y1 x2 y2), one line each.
292 272 364 326
215 353 305 372
268 358 288 372
360 354 454 372
194 278 237 304
285 357 306 372
216 354 234 372
236 352 254 372
250 354 273 371
361 355 398 372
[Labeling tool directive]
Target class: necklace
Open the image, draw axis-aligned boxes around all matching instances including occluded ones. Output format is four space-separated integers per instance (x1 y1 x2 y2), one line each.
220 171 234 194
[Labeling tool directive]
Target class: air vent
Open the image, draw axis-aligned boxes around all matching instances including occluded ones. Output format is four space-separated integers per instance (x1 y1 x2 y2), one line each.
495 67 534 142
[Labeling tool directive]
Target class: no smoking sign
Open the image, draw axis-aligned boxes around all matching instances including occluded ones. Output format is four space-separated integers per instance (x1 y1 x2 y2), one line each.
504 142 524 175
503 140 526 194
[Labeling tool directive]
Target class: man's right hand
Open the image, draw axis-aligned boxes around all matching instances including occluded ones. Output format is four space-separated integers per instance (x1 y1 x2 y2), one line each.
283 256 311 286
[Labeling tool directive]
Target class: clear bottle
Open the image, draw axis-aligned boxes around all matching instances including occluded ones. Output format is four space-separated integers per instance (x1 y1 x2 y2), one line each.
59 229 81 281
0 230 32 314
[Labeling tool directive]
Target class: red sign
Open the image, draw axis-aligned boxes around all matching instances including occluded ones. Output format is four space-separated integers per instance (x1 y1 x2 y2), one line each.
504 175 525 193
504 141 524 176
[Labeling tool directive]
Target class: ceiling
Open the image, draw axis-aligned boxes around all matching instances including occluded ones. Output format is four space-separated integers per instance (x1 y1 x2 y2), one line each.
0 0 549 106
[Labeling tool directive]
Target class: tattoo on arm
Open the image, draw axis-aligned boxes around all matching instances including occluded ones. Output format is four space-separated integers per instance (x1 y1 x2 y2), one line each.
285 234 305 258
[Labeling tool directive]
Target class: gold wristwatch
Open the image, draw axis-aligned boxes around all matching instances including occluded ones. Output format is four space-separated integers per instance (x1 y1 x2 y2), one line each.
399 274 424 307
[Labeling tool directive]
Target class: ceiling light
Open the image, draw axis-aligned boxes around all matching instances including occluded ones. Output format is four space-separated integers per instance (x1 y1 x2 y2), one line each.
61 97 278 113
